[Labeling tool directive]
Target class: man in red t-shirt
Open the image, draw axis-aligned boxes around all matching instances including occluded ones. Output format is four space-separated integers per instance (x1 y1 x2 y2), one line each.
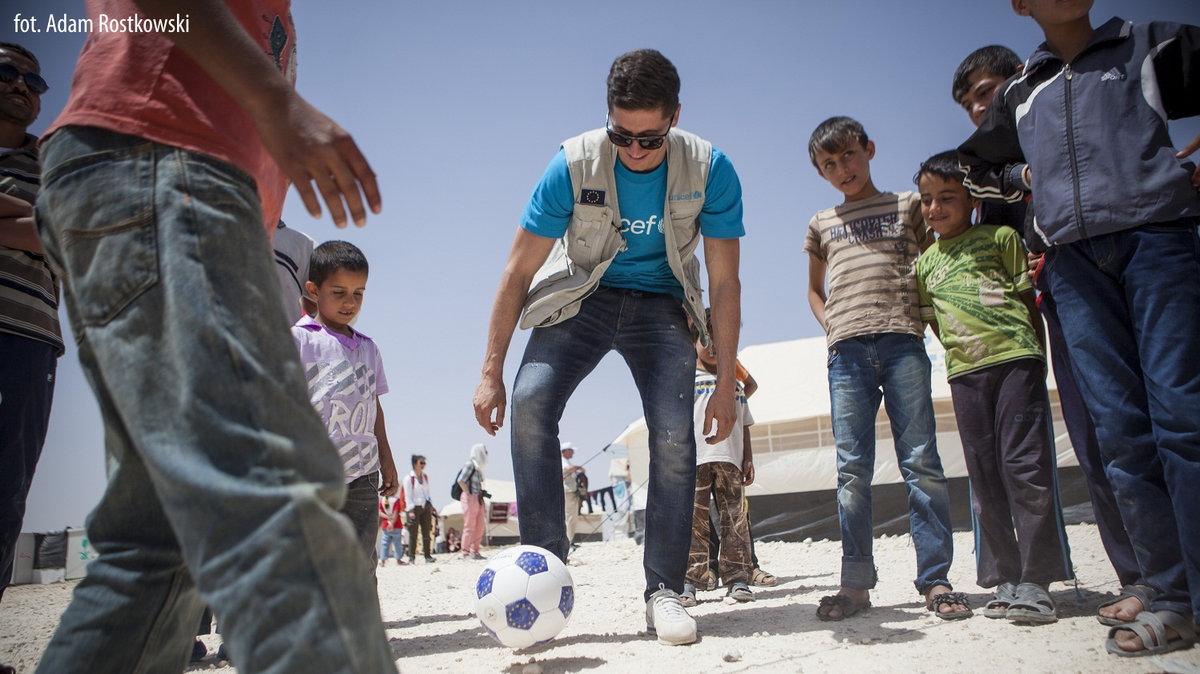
33 1 392 672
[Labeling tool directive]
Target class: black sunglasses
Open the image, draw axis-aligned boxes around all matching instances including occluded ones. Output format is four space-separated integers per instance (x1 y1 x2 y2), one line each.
0 64 48 95
605 116 669 150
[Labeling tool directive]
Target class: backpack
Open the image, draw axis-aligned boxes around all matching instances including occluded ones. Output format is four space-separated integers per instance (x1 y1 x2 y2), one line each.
451 464 475 500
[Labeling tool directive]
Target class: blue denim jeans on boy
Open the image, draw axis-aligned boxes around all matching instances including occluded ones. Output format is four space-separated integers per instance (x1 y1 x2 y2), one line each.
1043 221 1200 621
827 332 953 593
511 287 696 600
379 527 404 562
33 127 395 674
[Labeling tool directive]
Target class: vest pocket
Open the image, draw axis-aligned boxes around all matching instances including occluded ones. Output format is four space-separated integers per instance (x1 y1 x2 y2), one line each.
568 206 617 269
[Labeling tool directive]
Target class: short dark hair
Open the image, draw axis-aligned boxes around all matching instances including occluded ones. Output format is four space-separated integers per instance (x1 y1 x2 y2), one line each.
952 45 1021 104
308 240 368 286
913 150 967 186
808 116 869 168
412 454 426 467
0 42 39 69
607 49 680 118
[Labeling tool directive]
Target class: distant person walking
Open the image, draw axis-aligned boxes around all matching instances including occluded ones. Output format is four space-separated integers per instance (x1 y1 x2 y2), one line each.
402 454 437 563
456 444 489 560
561 442 585 547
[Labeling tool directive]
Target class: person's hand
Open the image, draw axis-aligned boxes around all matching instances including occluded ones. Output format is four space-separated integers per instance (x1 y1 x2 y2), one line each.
378 455 399 497
0 191 32 218
406 512 416 525
253 90 381 228
702 391 736 445
473 374 507 435
742 460 755 487
1178 133 1200 189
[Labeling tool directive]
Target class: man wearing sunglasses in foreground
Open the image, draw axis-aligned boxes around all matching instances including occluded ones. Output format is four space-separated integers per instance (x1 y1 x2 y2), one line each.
0 43 58 674
473 48 744 646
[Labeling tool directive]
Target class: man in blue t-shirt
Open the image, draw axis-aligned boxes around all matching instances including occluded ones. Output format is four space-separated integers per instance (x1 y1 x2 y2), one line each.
473 49 744 647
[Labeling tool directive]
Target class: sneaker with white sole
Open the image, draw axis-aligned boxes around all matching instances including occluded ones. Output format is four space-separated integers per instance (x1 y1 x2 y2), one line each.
646 586 697 645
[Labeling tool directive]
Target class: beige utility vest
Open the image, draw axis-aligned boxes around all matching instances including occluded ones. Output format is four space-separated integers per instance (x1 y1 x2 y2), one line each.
519 127 714 344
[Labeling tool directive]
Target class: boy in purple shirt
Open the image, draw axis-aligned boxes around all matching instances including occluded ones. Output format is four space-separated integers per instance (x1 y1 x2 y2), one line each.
293 240 399 567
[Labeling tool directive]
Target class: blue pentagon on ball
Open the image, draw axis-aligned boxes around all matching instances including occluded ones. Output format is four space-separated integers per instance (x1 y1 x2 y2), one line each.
515 551 549 575
506 598 539 630
476 568 495 599
558 585 574 617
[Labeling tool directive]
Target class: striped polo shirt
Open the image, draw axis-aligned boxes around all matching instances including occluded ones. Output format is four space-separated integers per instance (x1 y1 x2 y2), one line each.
0 134 62 355
804 191 930 348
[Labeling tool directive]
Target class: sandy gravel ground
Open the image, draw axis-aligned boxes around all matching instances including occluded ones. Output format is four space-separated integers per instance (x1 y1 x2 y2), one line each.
3 522 1200 673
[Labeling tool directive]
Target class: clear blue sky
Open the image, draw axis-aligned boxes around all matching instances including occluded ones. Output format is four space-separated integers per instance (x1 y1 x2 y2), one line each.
10 0 1199 532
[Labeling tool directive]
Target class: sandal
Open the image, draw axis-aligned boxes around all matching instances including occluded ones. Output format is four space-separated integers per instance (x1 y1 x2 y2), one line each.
1105 610 1198 657
1006 583 1058 624
750 567 777 587
983 582 1017 619
1097 584 1157 626
816 593 870 621
680 583 698 608
926 590 973 621
726 581 754 602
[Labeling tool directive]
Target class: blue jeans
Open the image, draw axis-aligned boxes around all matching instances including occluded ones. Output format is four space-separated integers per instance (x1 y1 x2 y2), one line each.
511 287 696 600
827 333 953 593
378 528 404 561
1043 221 1200 620
33 127 395 674
0 333 57 602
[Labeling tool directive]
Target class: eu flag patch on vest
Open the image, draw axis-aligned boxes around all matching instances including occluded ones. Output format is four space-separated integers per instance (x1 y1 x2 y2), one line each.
579 189 605 206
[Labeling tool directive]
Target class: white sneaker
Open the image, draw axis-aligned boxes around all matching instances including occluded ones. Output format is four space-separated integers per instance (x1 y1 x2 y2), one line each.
646 586 697 645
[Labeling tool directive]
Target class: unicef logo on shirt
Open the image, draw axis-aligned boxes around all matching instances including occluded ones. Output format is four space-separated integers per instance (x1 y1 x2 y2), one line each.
669 190 703 202
619 214 664 235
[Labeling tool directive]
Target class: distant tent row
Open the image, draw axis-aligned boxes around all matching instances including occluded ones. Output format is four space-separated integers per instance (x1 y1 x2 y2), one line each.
613 333 1093 542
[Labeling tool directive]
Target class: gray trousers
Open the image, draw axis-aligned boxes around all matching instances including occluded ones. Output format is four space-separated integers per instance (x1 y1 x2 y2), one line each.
950 358 1074 588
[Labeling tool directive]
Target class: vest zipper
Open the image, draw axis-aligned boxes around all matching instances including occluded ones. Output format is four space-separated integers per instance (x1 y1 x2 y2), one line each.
1063 63 1087 239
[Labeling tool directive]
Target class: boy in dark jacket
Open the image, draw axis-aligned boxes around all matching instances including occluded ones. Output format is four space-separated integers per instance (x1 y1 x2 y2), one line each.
958 0 1200 658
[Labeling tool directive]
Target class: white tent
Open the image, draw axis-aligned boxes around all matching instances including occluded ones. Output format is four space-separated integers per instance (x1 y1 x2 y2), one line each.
612 332 1084 540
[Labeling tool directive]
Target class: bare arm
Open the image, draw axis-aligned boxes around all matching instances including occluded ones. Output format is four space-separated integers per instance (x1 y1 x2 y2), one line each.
1019 289 1046 355
926 320 945 349
131 0 380 227
374 400 398 496
702 237 741 444
0 193 41 253
741 427 754 486
807 253 829 332
740 367 758 399
472 228 557 434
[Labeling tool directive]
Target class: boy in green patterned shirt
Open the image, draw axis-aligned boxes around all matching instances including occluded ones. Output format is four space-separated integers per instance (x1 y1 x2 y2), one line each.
914 151 1073 625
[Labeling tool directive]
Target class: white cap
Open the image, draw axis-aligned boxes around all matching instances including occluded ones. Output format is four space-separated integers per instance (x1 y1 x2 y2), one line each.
560 441 575 452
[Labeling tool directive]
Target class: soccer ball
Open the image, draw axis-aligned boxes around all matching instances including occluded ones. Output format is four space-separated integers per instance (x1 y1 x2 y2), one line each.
475 545 574 649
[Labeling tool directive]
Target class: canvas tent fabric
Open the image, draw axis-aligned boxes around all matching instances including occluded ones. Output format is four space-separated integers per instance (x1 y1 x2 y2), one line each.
613 332 1088 541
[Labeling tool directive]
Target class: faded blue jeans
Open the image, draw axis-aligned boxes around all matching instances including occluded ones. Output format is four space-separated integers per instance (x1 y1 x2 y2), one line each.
1043 221 1200 621
33 127 395 674
511 287 696 600
827 333 954 594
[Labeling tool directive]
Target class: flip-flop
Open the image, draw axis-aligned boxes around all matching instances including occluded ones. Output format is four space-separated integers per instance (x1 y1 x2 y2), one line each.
1105 609 1199 657
816 593 870 621
1007 582 1058 624
1097 584 1157 626
927 590 973 621
982 582 1017 619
